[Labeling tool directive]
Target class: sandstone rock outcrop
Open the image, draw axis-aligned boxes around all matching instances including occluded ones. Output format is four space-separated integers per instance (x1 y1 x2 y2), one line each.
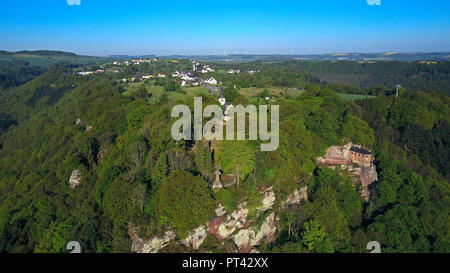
215 204 227 217
179 226 207 250
232 212 276 253
130 187 304 253
347 164 378 201
214 204 249 240
129 226 176 253
283 186 308 208
259 187 275 212
68 169 82 189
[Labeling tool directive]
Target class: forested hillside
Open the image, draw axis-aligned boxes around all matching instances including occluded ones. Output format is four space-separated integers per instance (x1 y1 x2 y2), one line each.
201 60 450 96
287 61 450 95
0 63 45 90
0 60 448 253
0 51 105 91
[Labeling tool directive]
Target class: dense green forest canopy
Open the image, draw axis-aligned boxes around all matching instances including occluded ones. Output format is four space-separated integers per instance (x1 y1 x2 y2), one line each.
0 62 46 90
208 60 450 95
291 61 450 94
0 58 448 253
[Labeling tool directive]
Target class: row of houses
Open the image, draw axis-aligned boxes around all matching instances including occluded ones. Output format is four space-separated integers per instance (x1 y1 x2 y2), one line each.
143 73 166 79
193 61 215 74
120 73 166 83
227 69 260 75
172 70 218 87
113 58 156 66
227 69 241 74
77 69 105 76
77 67 125 76
181 76 218 87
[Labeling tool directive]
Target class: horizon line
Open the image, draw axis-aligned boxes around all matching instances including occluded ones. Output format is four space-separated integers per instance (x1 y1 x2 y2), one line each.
2 49 450 58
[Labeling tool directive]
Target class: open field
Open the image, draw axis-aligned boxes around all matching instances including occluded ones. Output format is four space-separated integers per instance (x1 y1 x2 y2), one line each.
239 87 304 98
337 93 376 100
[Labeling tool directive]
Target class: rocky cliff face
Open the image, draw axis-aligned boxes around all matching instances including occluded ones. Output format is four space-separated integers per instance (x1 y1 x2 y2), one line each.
349 164 378 200
283 186 308 208
317 143 352 166
317 142 378 201
209 203 249 241
129 226 176 253
179 226 208 250
232 212 276 253
130 186 307 253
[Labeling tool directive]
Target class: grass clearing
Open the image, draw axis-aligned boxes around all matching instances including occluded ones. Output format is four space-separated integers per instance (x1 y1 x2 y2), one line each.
337 93 376 100
239 87 303 98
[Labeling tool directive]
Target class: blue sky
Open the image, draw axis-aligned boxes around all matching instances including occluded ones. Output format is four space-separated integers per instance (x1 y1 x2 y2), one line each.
0 0 449 56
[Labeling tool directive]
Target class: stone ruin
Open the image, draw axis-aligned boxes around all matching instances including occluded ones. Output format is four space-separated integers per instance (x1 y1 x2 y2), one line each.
212 167 237 190
212 169 223 190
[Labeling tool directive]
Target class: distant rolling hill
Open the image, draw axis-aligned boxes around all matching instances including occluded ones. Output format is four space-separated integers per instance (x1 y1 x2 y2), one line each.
0 50 108 68
0 50 77 57
0 50 109 90
164 52 450 62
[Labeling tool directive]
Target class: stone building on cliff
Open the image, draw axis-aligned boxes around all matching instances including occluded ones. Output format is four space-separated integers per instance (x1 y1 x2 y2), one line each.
317 143 378 201
349 146 373 167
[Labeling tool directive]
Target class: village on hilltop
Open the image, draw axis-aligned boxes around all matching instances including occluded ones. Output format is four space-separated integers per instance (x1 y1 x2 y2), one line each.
74 58 261 89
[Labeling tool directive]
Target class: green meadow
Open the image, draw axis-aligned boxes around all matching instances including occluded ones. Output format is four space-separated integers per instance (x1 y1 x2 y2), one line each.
337 93 376 100
239 87 304 98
